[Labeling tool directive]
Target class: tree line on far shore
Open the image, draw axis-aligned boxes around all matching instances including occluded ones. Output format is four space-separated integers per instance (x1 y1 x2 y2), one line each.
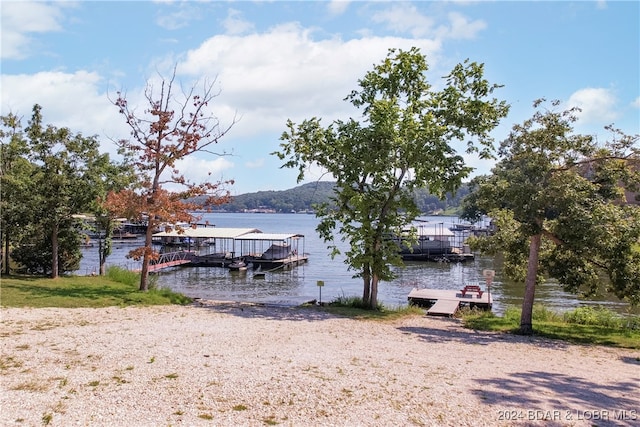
195 181 470 215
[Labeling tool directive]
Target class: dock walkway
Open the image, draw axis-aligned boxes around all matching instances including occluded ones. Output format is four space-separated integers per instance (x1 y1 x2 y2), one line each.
426 299 462 316
408 285 492 317
146 251 192 272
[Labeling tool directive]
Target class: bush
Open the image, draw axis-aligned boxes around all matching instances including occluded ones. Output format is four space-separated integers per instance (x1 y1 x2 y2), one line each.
330 293 383 311
106 266 158 289
563 306 623 328
106 266 139 286
532 305 563 322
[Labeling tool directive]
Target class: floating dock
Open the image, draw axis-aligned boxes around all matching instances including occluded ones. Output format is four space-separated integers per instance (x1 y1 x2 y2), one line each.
408 285 492 316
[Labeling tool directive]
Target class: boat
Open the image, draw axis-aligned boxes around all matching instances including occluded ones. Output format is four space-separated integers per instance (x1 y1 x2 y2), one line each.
228 258 248 271
236 233 308 270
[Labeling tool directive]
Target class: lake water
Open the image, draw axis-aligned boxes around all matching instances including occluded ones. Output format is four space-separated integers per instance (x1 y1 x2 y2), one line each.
78 213 637 316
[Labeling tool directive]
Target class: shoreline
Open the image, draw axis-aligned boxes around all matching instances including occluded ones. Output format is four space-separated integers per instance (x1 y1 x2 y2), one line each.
1 302 638 426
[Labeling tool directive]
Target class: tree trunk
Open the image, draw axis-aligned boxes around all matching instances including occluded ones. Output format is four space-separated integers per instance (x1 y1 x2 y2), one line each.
362 264 371 306
139 226 154 291
520 233 541 335
3 230 9 275
369 274 379 309
98 238 106 276
51 223 59 278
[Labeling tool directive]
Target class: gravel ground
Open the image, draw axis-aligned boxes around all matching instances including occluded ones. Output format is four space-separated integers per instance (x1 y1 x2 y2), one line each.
1 302 638 427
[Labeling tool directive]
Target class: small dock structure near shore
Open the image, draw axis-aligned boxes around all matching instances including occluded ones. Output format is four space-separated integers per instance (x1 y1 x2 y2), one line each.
408 284 492 316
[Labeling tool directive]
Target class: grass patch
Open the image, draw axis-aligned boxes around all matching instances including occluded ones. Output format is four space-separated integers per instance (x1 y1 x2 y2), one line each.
0 267 191 308
316 294 424 320
12 380 49 392
42 413 53 425
461 305 640 349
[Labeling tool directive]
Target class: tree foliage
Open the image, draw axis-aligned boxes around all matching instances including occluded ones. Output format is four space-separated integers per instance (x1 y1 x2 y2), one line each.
462 99 640 334
0 113 32 274
1 108 129 277
274 48 509 309
107 66 236 290
2 105 115 277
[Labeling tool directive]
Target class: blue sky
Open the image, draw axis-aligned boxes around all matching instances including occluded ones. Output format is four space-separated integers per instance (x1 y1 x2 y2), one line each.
2 1 639 195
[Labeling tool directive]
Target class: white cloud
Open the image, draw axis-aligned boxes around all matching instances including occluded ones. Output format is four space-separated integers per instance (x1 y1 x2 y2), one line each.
0 71 128 153
371 3 435 38
245 158 265 169
632 96 640 109
0 1 71 59
172 155 235 185
566 87 618 125
178 23 441 138
155 1 204 30
438 12 487 40
370 4 485 41
327 0 351 16
223 8 255 35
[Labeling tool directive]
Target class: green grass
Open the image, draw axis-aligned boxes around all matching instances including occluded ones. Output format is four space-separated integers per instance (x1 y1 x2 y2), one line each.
0 267 191 308
320 296 639 349
460 305 640 349
316 294 430 320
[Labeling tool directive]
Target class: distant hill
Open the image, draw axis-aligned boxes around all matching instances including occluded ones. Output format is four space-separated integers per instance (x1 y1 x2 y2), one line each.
213 181 336 213
197 181 469 214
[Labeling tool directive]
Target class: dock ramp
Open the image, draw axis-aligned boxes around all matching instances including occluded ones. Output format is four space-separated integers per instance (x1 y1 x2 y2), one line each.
426 299 460 317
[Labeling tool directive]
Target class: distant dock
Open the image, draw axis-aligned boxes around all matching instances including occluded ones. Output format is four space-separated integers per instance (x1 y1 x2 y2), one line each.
408 285 492 316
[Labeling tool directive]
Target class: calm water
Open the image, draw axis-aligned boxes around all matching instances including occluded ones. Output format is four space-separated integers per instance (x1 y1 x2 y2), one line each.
79 213 637 316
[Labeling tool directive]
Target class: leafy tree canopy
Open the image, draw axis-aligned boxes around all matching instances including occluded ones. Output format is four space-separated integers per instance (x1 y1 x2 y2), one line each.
462 99 640 333
274 47 509 309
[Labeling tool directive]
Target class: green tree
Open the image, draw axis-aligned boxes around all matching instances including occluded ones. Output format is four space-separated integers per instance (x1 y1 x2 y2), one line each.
108 66 235 291
89 157 136 276
274 48 509 309
23 104 110 278
462 99 640 334
0 113 33 274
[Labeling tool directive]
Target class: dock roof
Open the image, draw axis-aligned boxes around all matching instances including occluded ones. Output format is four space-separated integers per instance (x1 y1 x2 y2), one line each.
153 227 260 239
234 232 304 241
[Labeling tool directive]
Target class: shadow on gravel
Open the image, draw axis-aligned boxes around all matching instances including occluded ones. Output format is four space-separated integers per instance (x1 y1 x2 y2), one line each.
397 323 571 350
620 356 640 365
192 300 342 322
471 371 640 424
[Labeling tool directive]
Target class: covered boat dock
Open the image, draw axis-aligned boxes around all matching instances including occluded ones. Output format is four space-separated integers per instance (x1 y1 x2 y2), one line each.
150 228 307 271
235 232 307 271
152 227 260 266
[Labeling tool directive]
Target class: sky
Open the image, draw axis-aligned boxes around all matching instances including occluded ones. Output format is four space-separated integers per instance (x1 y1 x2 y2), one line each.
2 0 639 195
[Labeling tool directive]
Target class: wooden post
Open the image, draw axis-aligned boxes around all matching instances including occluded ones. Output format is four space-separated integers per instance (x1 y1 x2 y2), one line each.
317 280 324 305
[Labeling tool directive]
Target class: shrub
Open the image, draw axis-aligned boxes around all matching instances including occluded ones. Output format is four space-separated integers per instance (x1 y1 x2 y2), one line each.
107 266 138 285
563 306 623 328
106 266 157 289
330 293 383 311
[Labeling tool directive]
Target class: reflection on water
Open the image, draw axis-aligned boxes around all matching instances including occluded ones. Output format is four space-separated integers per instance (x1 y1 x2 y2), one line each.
78 213 637 316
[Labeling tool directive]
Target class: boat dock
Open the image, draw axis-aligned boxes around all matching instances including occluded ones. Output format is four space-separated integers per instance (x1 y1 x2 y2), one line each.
144 228 308 273
408 285 492 316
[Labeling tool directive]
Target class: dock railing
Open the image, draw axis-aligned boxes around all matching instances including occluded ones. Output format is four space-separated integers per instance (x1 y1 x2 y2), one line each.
151 251 190 266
